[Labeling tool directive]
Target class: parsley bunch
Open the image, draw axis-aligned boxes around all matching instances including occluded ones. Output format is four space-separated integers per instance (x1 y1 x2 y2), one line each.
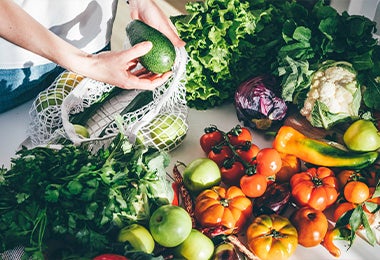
0 134 173 259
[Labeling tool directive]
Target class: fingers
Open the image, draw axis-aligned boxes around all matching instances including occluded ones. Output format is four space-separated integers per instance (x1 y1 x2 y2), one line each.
160 20 186 48
120 71 172 91
126 41 153 60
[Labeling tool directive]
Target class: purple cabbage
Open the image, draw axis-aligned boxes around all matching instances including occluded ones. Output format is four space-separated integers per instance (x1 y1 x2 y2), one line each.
234 75 287 130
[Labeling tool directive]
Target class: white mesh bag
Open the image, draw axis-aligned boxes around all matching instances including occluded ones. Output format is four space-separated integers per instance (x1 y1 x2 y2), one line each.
28 46 189 151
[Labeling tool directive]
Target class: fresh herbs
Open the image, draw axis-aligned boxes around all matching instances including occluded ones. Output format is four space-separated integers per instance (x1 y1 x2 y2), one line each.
0 134 173 259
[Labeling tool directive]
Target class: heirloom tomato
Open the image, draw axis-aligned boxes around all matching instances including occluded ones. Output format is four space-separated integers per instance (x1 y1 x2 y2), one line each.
246 214 298 260
290 167 339 211
208 145 233 167
200 126 224 154
227 125 252 146
194 186 252 234
220 160 245 186
235 143 260 163
255 148 282 177
240 173 267 198
291 207 328 247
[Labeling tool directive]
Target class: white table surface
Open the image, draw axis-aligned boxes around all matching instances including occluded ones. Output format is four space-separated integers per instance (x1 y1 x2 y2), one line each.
0 101 379 259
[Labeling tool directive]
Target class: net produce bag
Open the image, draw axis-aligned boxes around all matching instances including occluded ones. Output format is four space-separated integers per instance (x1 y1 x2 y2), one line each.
28 46 189 151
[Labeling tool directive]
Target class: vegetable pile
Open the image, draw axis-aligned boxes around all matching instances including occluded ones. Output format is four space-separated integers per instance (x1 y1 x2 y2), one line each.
172 0 379 120
190 123 380 259
0 134 173 259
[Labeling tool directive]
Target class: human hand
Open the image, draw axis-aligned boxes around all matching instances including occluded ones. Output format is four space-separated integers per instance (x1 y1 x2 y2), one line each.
82 41 172 90
129 0 185 47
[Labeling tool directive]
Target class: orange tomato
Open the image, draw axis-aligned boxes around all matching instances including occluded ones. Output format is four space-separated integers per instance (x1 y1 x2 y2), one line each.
276 152 301 183
291 207 328 247
240 173 267 198
194 186 252 234
290 167 339 211
343 181 370 204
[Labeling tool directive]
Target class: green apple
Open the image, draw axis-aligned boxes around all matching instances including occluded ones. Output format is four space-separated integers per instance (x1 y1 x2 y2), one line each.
149 114 187 150
343 119 380 152
149 205 192 247
173 229 215 260
117 223 155 254
182 158 221 195
73 124 90 138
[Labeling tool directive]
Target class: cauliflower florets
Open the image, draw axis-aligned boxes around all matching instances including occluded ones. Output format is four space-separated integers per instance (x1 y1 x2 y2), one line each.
300 63 359 128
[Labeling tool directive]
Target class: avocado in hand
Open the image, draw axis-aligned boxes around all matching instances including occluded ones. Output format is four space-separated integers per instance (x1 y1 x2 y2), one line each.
126 19 176 74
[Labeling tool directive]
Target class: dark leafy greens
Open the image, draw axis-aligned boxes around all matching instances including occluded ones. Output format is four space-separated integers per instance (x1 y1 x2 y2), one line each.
0 134 173 259
172 0 379 111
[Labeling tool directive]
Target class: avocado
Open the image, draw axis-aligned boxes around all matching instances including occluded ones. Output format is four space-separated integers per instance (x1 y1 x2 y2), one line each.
126 19 176 74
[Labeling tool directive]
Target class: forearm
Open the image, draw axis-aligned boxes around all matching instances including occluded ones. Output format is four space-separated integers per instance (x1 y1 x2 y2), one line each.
0 0 90 73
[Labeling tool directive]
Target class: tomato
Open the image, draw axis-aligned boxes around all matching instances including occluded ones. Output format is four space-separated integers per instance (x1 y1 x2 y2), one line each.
93 254 128 260
227 125 252 146
255 148 282 177
220 160 245 186
240 173 267 198
290 167 339 211
194 186 253 234
235 143 260 163
276 152 301 183
200 126 224 154
291 207 328 247
246 214 298 260
208 145 233 167
343 180 370 204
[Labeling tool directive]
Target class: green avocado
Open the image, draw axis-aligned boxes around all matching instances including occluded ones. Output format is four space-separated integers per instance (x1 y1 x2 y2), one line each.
126 19 176 74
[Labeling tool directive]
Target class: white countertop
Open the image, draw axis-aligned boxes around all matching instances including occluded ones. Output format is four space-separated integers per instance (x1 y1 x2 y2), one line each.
0 101 379 259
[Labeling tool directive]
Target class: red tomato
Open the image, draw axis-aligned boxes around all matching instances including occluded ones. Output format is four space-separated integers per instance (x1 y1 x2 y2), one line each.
255 148 282 177
93 254 128 260
290 167 339 211
208 145 233 167
240 173 268 198
220 160 246 186
227 125 252 146
200 126 224 154
236 143 260 164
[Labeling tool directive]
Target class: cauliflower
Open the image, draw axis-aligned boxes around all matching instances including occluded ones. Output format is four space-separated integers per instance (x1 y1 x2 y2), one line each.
299 61 361 129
